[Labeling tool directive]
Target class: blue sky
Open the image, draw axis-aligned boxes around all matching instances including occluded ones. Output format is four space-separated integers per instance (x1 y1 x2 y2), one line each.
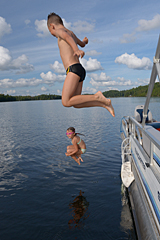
0 0 160 96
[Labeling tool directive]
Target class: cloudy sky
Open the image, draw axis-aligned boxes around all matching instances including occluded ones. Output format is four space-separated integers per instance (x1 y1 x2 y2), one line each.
0 0 160 96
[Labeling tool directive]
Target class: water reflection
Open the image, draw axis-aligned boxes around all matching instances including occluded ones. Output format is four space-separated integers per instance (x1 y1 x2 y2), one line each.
68 190 89 229
120 184 137 239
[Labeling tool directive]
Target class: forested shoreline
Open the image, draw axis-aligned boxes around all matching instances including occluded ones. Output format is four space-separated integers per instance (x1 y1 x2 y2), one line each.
0 82 160 102
0 94 61 102
103 82 160 98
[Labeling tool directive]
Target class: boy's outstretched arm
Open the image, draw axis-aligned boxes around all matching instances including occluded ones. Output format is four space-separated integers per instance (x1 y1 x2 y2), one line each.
72 35 88 58
82 37 88 45
74 35 88 48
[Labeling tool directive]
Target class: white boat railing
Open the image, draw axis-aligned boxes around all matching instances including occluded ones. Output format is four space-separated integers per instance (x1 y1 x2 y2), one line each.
129 116 160 150
121 137 130 164
120 36 160 239
122 116 160 169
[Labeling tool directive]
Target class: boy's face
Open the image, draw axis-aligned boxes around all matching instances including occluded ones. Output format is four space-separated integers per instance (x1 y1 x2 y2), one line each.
48 24 56 37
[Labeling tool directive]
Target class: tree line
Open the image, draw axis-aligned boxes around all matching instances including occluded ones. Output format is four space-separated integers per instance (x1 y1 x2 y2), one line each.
0 94 61 102
0 82 160 102
103 82 160 98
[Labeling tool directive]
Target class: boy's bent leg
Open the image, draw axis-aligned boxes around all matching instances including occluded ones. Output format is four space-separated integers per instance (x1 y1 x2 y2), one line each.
62 73 115 117
62 72 81 107
73 91 115 117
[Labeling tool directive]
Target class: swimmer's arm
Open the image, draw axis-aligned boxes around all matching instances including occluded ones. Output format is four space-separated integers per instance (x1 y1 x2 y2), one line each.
57 29 85 58
65 33 86 58
57 29 79 52
73 35 88 57
73 34 88 48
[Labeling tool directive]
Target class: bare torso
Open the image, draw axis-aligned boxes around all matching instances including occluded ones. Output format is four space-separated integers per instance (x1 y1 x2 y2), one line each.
72 135 86 150
58 29 80 70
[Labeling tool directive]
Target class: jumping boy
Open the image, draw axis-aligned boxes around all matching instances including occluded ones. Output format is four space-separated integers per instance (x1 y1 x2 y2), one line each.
47 13 115 117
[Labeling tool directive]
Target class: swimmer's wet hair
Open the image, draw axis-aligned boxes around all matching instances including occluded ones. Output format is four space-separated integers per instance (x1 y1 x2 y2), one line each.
67 127 76 133
47 12 63 27
67 127 85 136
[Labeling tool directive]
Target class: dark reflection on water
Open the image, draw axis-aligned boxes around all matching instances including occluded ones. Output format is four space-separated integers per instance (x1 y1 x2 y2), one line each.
68 190 90 229
0 98 159 239
120 185 137 240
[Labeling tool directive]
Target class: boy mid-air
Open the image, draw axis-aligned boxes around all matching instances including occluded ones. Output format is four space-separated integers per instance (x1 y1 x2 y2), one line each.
47 12 115 117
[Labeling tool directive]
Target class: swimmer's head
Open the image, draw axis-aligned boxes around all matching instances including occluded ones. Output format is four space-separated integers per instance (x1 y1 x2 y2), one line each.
66 127 85 137
67 127 75 133
66 127 75 139
47 12 63 28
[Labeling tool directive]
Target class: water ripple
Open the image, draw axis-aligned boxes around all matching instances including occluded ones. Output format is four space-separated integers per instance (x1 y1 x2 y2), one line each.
0 100 144 239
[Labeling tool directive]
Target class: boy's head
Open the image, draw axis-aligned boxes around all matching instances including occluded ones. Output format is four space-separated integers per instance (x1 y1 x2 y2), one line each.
47 12 63 28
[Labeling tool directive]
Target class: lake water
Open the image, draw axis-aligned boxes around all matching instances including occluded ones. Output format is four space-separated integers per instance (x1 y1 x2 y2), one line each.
0 97 160 240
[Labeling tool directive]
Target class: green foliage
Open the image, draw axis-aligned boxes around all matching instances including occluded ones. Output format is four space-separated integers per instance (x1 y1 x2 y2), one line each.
103 82 160 97
0 94 16 102
0 82 160 102
0 94 61 102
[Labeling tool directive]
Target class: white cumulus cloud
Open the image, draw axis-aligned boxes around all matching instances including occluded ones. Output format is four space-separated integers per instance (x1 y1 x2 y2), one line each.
80 58 103 72
0 78 42 88
115 53 152 70
90 78 117 87
41 86 48 91
63 18 94 34
89 73 133 87
0 17 12 40
88 72 112 81
135 78 150 86
0 46 11 67
50 61 65 74
35 19 50 37
35 19 94 37
35 18 94 37
5 89 16 95
136 14 160 32
0 46 34 74
82 86 97 94
40 71 65 85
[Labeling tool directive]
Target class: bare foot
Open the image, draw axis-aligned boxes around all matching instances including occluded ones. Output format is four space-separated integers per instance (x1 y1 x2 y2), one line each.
105 102 115 117
75 158 80 165
78 157 83 162
95 91 115 117
71 155 81 165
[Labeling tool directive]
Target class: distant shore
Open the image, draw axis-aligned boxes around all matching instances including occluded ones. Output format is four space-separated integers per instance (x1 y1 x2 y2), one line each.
0 82 160 102
103 82 160 98
0 94 61 102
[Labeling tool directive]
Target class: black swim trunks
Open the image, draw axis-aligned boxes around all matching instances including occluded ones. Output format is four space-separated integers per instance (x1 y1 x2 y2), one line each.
66 63 86 82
